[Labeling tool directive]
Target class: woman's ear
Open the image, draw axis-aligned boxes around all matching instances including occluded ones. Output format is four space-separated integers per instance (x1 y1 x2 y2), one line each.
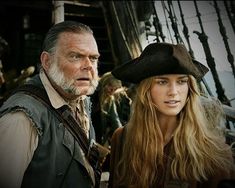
40 51 51 71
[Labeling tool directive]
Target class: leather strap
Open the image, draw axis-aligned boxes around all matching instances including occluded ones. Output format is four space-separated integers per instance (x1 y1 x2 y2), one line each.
12 84 91 152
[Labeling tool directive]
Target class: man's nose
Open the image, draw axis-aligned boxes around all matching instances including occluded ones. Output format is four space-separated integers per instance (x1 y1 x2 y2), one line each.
80 57 93 70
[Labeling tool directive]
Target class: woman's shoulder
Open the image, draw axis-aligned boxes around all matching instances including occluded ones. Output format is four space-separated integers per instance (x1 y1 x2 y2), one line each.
111 127 124 140
110 126 127 155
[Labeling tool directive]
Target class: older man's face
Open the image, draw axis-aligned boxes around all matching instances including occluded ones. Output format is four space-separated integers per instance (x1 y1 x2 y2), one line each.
47 32 100 98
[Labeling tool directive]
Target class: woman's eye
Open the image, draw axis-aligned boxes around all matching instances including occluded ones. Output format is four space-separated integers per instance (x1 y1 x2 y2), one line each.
178 79 188 84
157 80 167 85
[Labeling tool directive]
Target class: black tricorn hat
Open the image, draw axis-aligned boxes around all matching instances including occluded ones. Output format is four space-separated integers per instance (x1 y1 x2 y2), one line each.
112 42 209 83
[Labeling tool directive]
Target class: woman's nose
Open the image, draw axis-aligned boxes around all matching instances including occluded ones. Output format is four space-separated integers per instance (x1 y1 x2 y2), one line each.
168 83 178 96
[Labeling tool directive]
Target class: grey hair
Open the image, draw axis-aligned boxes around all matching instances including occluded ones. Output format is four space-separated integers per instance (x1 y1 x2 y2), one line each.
42 21 94 54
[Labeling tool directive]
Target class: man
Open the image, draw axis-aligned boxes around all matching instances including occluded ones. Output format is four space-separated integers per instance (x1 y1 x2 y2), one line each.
0 21 100 188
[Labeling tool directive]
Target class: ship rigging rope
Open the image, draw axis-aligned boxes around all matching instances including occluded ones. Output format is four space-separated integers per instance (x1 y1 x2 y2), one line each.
161 0 174 43
111 1 133 58
125 2 142 54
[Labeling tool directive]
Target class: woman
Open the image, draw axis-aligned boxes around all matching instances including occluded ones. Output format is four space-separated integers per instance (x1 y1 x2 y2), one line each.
108 42 235 188
97 72 131 146
99 72 123 145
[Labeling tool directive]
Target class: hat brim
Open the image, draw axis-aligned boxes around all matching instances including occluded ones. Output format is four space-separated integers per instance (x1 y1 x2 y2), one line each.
192 60 209 79
112 43 209 84
112 58 209 84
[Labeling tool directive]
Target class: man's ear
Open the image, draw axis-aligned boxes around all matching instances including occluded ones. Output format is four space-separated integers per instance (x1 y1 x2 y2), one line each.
40 51 51 71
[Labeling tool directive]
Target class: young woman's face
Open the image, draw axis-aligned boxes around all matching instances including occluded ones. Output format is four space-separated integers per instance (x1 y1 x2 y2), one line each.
150 74 189 117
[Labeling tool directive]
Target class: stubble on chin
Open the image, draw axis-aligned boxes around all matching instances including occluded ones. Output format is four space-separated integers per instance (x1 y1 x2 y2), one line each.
47 62 99 96
47 62 78 95
88 78 98 95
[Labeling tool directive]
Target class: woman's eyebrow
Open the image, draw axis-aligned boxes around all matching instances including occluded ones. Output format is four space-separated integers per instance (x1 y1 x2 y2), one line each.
178 76 188 79
155 75 188 79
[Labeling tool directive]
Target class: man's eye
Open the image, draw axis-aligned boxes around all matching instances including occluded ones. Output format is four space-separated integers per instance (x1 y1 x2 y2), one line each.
67 54 80 62
89 57 98 63
72 54 81 60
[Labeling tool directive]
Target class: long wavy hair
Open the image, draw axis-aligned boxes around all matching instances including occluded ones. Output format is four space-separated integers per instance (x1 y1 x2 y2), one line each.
115 75 233 187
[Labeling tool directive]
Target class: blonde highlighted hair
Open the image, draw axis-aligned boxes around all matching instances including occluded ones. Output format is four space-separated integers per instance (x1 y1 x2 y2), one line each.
98 72 122 114
115 75 233 187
